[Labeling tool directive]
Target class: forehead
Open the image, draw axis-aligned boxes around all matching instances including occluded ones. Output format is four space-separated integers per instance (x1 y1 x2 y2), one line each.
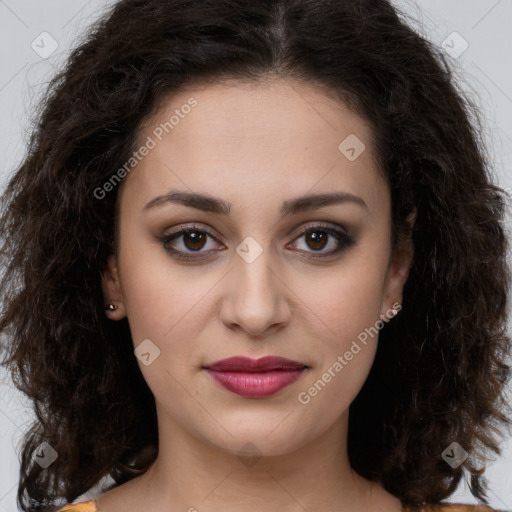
120 77 388 218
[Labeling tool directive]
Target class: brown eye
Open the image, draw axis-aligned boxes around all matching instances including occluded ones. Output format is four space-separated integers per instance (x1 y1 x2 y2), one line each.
159 225 224 261
304 230 329 251
182 230 208 251
287 224 355 258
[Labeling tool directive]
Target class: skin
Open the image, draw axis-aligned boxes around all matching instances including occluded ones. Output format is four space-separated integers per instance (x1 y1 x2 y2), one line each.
100 77 414 512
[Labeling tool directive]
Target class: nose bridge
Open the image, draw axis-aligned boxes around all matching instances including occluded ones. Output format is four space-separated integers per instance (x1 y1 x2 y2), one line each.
237 242 275 296
221 236 289 335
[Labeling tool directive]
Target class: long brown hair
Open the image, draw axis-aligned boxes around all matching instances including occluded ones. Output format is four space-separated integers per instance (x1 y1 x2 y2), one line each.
1 0 511 510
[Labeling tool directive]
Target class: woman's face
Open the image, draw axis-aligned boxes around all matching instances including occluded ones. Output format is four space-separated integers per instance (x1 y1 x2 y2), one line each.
102 77 413 457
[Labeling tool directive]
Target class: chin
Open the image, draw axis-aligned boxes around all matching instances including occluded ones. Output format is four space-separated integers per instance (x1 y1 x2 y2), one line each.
200 421 314 460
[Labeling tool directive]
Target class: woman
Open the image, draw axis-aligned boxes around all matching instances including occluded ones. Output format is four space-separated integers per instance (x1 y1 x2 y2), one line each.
0 0 510 511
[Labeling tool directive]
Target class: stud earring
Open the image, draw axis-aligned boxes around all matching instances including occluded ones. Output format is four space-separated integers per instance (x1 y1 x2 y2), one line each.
390 304 401 318
104 304 118 312
380 303 402 322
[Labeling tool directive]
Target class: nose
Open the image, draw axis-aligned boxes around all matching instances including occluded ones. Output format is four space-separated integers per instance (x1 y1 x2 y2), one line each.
219 245 292 337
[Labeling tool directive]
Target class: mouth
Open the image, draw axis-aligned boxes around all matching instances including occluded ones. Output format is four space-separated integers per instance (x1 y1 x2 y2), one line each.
203 356 309 398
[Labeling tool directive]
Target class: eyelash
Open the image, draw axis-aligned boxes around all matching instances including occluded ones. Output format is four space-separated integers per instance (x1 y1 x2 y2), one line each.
159 222 355 262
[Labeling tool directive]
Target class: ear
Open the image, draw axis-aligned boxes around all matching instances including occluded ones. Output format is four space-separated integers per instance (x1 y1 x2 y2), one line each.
380 209 416 321
101 253 127 320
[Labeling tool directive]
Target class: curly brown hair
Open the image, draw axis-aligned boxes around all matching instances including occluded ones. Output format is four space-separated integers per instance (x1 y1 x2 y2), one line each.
1 0 511 510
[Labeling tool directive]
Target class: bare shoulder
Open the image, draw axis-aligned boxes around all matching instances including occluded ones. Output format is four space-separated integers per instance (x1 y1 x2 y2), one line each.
93 476 147 512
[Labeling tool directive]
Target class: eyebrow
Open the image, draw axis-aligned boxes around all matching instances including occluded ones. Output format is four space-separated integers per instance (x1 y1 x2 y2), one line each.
142 190 368 216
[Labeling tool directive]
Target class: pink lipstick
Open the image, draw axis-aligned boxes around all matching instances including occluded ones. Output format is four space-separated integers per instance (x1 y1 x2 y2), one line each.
203 356 307 398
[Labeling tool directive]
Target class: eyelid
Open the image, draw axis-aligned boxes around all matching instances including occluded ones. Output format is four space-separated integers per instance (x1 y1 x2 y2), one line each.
163 223 225 248
163 221 349 240
291 221 350 238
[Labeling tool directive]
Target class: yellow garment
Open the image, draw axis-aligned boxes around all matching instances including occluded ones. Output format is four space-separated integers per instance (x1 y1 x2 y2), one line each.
56 501 97 512
55 501 507 512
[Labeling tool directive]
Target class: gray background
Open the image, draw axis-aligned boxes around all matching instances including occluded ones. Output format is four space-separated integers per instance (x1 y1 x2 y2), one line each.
0 1 511 511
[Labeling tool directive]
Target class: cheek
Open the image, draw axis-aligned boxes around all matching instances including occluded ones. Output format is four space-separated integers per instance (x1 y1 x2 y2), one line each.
295 341 377 440
118 252 213 401
294 242 389 408
295 287 383 427
117 236 214 372
300 244 389 346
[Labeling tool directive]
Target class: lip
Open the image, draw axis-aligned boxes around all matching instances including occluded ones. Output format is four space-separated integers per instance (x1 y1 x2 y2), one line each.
203 356 308 398
204 356 307 372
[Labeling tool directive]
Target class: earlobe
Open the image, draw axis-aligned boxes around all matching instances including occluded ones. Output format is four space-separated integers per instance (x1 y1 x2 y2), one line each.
100 254 126 320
